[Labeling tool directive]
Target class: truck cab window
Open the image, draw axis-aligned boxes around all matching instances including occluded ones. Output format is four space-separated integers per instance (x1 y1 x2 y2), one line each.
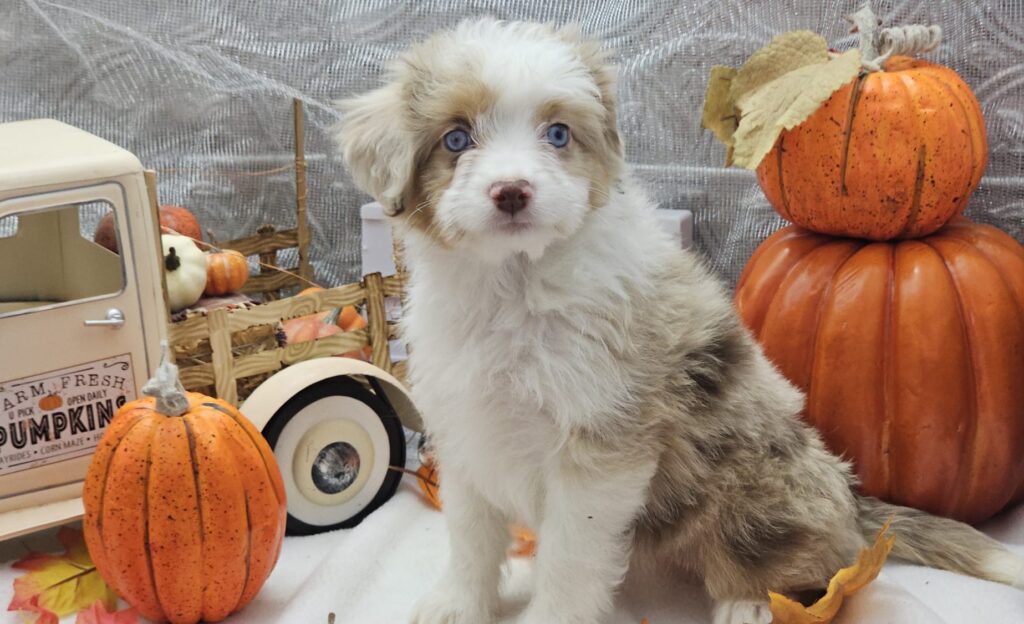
0 201 125 317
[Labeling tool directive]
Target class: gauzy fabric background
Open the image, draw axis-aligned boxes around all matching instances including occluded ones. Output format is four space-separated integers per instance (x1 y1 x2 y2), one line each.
1 0 1021 286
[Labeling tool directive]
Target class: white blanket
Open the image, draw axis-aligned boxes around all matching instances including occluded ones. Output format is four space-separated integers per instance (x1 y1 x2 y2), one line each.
2 485 1022 623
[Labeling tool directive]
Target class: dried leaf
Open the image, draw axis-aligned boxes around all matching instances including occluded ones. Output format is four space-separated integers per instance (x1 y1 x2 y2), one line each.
415 459 442 511
701 66 739 164
75 600 139 624
731 48 862 169
8 527 118 624
730 31 831 102
768 520 895 623
509 524 537 558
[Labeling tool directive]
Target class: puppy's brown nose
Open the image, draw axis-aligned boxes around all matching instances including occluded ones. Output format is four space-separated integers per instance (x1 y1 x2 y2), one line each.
490 180 533 215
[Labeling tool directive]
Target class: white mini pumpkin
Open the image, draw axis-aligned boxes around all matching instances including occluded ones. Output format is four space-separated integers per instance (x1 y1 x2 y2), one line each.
161 234 207 311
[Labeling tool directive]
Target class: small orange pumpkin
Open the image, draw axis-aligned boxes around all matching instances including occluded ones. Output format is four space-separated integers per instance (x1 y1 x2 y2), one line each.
290 287 373 360
83 346 286 624
203 249 249 296
37 393 62 411
282 306 372 361
757 56 987 240
282 310 342 343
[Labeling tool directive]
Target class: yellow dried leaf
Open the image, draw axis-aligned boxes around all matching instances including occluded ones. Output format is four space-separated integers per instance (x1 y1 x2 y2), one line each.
731 48 862 170
415 459 442 511
729 31 831 102
701 66 739 165
768 520 895 624
8 527 118 623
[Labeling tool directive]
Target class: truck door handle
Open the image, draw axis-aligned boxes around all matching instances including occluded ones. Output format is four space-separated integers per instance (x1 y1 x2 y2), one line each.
84 308 125 329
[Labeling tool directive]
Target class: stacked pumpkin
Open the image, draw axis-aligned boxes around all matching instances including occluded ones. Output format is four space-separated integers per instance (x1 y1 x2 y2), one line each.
705 8 1024 524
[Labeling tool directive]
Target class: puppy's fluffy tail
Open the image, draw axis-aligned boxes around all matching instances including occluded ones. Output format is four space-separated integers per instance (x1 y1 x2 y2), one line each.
857 495 1024 588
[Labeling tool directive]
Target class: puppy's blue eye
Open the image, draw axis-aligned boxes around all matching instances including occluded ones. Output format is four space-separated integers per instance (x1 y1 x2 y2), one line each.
443 129 472 152
546 123 570 148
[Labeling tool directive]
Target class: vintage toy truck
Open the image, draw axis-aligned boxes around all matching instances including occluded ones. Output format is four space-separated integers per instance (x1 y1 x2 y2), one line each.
0 107 418 540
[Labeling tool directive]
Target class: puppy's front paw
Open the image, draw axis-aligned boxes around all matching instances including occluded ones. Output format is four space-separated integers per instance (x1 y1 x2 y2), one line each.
712 599 773 624
410 584 494 624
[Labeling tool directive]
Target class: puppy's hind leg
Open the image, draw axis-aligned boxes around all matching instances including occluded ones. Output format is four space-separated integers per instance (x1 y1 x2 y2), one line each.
411 470 510 624
700 505 859 624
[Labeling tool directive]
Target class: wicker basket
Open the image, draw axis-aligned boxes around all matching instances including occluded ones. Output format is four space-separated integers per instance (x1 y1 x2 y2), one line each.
169 272 404 405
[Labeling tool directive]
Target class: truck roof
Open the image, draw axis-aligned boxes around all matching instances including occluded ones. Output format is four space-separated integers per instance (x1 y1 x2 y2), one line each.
0 119 143 195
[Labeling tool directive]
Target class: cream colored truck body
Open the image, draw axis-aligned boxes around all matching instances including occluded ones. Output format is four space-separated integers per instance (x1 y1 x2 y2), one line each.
0 119 167 539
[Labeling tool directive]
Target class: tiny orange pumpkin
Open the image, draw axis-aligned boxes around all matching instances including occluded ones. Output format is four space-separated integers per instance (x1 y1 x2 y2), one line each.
204 249 249 296
38 393 62 411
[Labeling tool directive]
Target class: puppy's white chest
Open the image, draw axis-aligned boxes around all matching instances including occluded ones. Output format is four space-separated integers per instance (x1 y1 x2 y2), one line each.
403 297 577 520
450 399 555 523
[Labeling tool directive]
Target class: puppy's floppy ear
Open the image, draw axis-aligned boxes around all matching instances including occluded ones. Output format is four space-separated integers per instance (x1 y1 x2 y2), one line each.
558 25 623 159
335 82 415 216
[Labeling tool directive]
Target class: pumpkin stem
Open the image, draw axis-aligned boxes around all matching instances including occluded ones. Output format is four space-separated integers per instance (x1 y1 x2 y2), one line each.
165 247 181 272
848 3 942 72
142 341 190 416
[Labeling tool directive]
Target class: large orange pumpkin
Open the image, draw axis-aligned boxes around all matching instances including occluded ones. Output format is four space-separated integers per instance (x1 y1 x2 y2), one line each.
735 219 1024 524
83 354 286 624
204 249 249 296
756 56 987 241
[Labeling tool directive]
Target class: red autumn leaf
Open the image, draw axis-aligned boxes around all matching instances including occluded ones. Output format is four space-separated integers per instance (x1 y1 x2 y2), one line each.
75 600 139 624
8 527 118 624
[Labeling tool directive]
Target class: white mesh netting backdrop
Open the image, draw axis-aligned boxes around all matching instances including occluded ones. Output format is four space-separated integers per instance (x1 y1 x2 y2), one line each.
2 0 1021 285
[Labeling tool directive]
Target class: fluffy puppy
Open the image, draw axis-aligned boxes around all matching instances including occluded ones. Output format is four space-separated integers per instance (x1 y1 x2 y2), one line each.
336 19 1024 624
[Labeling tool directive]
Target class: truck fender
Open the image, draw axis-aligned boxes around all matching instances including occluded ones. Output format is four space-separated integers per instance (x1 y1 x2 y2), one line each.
240 358 422 432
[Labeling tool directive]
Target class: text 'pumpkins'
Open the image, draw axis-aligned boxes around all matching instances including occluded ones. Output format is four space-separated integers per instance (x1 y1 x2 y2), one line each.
83 346 286 623
735 219 1024 524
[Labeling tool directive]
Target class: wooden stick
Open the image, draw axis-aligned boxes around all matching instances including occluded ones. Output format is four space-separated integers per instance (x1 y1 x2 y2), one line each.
293 98 313 283
256 224 280 301
221 227 299 257
363 272 391 372
144 170 174 323
207 308 238 405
